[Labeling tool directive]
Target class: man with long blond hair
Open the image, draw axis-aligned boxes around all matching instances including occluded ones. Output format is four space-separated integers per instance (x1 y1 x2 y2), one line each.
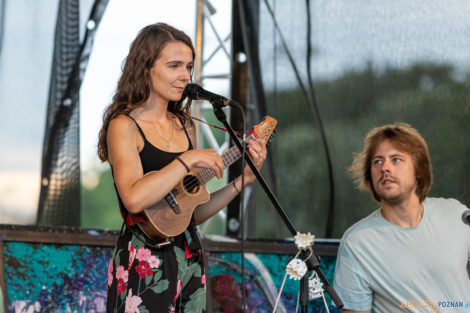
334 123 470 313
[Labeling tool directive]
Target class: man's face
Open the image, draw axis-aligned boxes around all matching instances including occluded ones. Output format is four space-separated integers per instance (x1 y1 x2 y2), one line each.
371 139 419 205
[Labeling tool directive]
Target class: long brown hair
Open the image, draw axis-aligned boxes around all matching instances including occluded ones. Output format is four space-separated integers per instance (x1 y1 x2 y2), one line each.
349 122 433 203
97 23 195 162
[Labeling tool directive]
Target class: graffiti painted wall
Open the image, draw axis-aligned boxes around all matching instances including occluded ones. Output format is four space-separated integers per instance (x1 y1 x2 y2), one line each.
2 241 339 313
3 242 112 312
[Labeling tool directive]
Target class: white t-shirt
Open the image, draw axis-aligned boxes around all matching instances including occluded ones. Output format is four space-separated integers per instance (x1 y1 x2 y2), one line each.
334 197 470 313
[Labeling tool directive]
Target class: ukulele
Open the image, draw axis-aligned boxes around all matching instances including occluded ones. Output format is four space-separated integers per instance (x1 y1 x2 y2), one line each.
136 116 277 242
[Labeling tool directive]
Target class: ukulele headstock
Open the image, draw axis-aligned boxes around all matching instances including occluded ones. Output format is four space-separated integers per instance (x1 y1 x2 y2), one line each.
253 116 277 145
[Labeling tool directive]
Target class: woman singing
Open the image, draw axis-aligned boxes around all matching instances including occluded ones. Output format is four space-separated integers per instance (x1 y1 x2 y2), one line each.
97 23 266 313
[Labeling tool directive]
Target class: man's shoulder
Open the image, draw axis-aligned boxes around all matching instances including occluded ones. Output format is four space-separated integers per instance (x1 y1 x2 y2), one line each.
424 197 468 213
342 209 383 244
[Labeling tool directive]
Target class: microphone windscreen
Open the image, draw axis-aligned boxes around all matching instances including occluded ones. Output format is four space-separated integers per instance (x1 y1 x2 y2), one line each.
462 209 470 226
184 83 202 99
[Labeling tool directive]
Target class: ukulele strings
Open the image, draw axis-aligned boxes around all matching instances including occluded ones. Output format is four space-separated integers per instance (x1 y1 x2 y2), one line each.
174 153 237 196
168 140 246 200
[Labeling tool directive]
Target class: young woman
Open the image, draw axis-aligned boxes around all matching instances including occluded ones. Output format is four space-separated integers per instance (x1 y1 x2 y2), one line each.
97 23 266 313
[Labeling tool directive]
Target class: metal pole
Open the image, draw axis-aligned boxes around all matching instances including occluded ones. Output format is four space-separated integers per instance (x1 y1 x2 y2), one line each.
194 0 204 146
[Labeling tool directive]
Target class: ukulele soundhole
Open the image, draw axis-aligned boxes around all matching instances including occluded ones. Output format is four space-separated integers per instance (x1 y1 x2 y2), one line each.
183 175 200 194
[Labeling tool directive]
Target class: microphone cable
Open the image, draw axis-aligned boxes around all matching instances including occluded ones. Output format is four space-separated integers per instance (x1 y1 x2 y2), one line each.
231 101 248 313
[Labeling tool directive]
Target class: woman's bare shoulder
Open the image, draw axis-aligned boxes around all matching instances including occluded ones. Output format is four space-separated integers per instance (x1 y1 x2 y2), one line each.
108 114 139 136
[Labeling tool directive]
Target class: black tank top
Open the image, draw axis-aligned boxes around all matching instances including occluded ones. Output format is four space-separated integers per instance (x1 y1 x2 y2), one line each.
112 115 201 252
129 115 194 173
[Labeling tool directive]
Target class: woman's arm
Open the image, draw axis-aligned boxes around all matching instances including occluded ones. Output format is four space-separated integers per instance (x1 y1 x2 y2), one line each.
193 174 245 225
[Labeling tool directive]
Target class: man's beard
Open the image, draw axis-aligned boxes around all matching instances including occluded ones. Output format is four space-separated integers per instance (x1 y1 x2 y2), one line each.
375 177 418 205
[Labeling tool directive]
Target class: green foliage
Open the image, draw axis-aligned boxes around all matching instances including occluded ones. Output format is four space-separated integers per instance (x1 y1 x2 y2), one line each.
81 168 122 230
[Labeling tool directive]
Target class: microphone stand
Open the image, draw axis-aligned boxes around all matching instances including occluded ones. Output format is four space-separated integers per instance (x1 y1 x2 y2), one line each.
211 102 343 311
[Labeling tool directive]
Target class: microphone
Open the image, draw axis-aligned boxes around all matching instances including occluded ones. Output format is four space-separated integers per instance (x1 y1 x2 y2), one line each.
184 83 236 108
462 209 470 226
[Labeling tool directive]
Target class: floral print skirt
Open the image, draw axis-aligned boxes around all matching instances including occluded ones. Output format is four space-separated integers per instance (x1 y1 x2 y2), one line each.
106 225 206 313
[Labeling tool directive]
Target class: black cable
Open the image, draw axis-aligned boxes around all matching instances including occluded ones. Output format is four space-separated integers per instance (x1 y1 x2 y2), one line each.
232 102 248 313
269 0 283 237
304 0 335 238
262 0 313 116
272 0 277 100
270 0 295 226
263 0 336 237
305 0 314 106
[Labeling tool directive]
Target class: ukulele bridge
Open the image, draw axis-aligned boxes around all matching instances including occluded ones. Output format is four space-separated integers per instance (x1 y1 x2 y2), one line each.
164 191 181 214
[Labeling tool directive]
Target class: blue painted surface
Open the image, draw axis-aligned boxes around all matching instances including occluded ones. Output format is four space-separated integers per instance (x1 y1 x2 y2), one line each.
4 242 113 313
3 242 339 313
